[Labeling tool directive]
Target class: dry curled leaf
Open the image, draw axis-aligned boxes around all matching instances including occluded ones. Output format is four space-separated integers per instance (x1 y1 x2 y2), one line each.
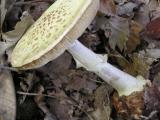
117 2 138 17
145 49 160 59
17 98 43 120
47 99 73 120
91 85 112 120
0 0 15 30
0 42 9 57
19 72 38 104
150 7 160 20
116 53 153 78
134 4 150 27
126 21 142 53
29 2 51 20
99 0 116 15
0 0 7 30
148 0 160 11
1 11 34 60
123 54 152 77
80 32 100 51
144 85 160 118
144 17 160 40
2 11 34 42
109 16 129 51
112 91 144 120
153 71 160 85
114 0 127 4
38 52 72 76
38 102 57 120
66 69 97 93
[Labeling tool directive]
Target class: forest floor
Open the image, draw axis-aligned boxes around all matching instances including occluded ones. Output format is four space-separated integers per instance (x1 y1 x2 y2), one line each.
0 0 160 120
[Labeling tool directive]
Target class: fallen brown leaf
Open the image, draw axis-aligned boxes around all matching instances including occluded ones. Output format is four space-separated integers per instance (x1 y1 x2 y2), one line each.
144 17 160 40
123 53 151 77
117 2 138 17
126 21 142 53
2 11 34 42
134 4 150 27
66 69 98 93
112 91 144 120
28 2 50 20
47 99 73 120
91 85 112 120
108 16 129 51
99 0 117 15
144 85 160 118
1 11 34 60
150 7 160 20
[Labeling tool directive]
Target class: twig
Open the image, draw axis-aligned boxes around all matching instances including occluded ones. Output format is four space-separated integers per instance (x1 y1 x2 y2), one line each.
14 0 53 6
17 91 94 120
140 111 158 120
0 64 18 72
89 78 105 84
17 91 57 98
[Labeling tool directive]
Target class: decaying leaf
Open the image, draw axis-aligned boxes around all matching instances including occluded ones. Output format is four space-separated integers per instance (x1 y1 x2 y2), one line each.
66 69 98 93
38 102 57 120
145 49 160 59
19 72 38 104
134 4 150 27
150 62 160 82
80 32 100 51
0 0 7 30
0 70 16 120
38 52 72 76
2 11 34 42
150 7 160 19
148 0 160 11
117 2 138 17
16 98 43 120
47 99 74 120
1 11 34 60
153 72 160 86
112 91 144 120
123 53 152 77
144 85 160 118
126 21 142 53
144 17 160 40
29 2 51 20
115 53 153 78
114 0 127 4
109 16 129 51
0 42 9 57
1 0 160 120
0 0 15 30
91 85 112 120
99 0 116 15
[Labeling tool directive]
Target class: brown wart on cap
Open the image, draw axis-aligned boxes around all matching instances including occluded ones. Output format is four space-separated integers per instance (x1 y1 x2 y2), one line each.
11 0 147 96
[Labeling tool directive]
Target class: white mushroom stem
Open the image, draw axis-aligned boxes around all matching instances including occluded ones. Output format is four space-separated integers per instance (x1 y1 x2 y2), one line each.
68 40 147 96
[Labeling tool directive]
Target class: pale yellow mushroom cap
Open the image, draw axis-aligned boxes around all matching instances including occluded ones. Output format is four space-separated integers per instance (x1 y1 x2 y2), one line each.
11 0 99 68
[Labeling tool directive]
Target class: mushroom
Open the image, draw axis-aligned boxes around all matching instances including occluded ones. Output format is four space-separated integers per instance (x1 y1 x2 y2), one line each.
11 0 147 96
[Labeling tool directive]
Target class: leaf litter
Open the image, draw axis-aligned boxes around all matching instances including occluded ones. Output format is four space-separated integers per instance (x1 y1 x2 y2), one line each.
1 0 160 120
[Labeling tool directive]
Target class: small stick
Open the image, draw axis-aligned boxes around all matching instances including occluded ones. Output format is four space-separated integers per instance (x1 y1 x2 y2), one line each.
0 64 18 72
14 0 53 6
17 91 94 120
17 91 56 98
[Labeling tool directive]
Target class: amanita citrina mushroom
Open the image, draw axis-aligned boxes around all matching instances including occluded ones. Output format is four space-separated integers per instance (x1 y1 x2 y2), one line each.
11 0 147 96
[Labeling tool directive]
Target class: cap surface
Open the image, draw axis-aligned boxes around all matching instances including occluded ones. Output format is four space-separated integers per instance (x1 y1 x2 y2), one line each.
11 0 92 67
